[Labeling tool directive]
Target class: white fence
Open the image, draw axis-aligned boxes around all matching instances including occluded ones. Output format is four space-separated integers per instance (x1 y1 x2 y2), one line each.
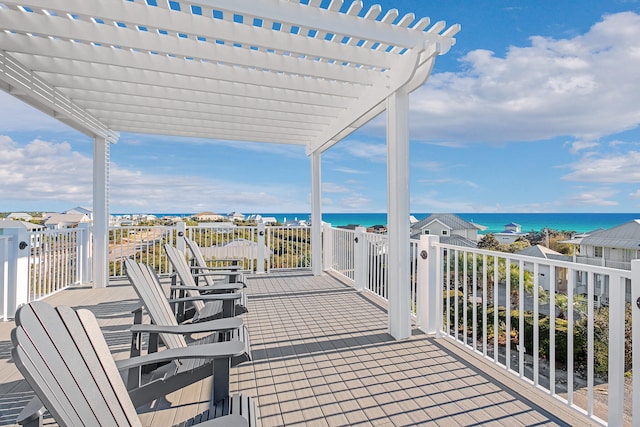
2 221 639 424
0 225 88 320
426 240 634 426
322 230 637 426
109 223 312 278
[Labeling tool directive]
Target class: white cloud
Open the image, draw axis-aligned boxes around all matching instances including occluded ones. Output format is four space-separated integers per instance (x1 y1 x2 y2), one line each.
567 140 600 154
322 182 350 193
338 193 371 210
339 140 387 163
565 189 619 207
333 167 368 175
0 92 72 133
563 151 640 182
392 12 640 144
0 136 309 213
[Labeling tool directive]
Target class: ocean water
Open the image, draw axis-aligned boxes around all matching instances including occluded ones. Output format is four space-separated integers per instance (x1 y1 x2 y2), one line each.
137 212 640 235
259 212 640 234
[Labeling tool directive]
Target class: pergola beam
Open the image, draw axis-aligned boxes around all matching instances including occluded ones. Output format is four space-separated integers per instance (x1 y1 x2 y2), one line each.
0 49 117 140
0 0 459 339
0 34 368 98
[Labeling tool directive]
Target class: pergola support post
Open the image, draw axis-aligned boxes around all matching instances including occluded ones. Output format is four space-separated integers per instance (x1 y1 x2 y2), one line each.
311 151 323 276
386 89 411 340
93 136 109 288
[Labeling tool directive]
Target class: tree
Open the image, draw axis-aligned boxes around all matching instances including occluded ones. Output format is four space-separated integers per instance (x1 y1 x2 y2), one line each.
478 233 500 250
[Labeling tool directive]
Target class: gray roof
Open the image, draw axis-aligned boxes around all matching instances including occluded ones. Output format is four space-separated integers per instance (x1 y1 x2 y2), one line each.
516 245 571 261
441 235 478 248
0 219 44 231
579 220 640 249
411 213 482 232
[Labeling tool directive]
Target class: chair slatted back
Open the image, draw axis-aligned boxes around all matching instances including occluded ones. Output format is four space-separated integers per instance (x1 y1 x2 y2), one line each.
183 236 218 287
124 259 188 350
11 301 141 427
164 244 205 312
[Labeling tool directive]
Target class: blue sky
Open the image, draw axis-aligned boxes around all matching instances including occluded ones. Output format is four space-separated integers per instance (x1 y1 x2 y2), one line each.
1 0 640 214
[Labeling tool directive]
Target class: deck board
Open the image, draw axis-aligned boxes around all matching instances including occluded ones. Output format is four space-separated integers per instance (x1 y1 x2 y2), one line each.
0 272 596 426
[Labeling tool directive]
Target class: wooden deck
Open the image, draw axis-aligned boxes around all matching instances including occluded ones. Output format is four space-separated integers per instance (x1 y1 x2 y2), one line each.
0 272 595 426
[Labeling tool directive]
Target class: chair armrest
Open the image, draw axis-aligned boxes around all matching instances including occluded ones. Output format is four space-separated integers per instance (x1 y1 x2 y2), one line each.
130 317 243 335
16 396 44 427
168 293 242 303
171 283 243 292
192 266 241 273
115 340 246 371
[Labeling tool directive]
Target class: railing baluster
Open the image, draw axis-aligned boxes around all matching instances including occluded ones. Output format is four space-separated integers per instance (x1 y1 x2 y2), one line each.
567 268 574 406
549 265 556 396
482 254 487 357
519 259 524 379
533 262 539 386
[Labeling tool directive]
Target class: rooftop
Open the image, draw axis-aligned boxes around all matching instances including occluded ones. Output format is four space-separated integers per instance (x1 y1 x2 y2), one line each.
0 272 597 426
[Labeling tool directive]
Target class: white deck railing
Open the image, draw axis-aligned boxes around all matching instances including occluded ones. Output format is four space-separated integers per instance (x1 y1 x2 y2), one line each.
0 225 89 320
423 240 634 426
109 223 313 277
322 229 637 426
1 222 638 425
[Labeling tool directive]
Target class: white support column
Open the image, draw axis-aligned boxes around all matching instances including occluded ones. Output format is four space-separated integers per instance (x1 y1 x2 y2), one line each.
310 151 323 276
632 260 640 425
322 223 333 272
354 226 367 292
176 221 187 253
256 222 266 274
93 136 109 288
2 227 29 320
417 234 440 334
386 89 411 340
78 222 92 284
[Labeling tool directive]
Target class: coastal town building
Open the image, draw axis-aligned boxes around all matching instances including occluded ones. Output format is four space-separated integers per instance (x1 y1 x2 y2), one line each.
43 213 90 230
564 219 640 271
192 212 226 222
63 207 93 220
515 245 571 292
6 212 33 221
495 222 528 244
0 218 44 232
228 211 245 222
410 213 486 248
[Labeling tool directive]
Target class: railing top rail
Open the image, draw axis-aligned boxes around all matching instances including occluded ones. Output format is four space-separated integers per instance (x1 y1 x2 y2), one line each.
434 241 632 278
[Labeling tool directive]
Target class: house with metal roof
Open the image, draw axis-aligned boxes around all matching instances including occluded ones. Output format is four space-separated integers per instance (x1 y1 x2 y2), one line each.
410 213 486 247
495 221 528 244
569 219 640 271
516 244 571 292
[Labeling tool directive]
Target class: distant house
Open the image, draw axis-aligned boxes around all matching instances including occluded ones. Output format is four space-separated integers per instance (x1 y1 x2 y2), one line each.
569 219 640 271
228 211 245 221
192 211 225 222
7 212 33 221
495 222 528 244
516 245 571 292
284 217 308 227
44 213 90 230
260 217 278 225
0 219 44 232
410 213 486 248
367 224 387 234
64 207 93 219
558 220 640 306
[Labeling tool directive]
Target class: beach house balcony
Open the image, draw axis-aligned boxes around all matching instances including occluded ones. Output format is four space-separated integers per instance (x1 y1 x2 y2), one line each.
0 222 637 426
0 1 636 425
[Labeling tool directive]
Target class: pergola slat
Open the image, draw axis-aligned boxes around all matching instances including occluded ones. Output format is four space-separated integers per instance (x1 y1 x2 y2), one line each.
0 1 459 325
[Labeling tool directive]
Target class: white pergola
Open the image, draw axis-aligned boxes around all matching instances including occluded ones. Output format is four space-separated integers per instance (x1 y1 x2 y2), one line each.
0 0 458 339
